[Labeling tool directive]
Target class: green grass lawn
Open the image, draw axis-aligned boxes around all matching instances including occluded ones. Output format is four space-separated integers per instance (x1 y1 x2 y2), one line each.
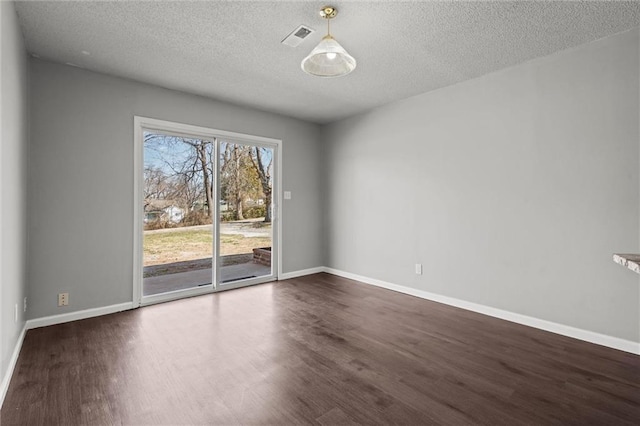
144 229 271 266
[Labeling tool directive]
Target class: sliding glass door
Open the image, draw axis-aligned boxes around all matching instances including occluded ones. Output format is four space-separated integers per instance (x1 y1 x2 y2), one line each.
217 140 274 287
134 117 279 305
142 132 216 297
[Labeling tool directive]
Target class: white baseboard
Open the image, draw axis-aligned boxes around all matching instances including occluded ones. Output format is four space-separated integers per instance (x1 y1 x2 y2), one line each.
1 323 27 408
324 267 640 355
279 266 326 280
26 302 134 330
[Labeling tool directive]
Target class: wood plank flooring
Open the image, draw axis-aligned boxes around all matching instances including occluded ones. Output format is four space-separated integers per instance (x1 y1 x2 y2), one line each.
2 273 639 425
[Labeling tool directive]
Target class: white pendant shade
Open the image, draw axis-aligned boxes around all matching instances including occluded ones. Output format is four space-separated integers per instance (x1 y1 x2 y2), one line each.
301 35 356 78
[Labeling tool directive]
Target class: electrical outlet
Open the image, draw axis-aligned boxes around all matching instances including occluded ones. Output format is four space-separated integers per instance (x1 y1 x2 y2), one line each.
415 263 423 275
14 304 18 323
58 293 69 307
23 297 27 312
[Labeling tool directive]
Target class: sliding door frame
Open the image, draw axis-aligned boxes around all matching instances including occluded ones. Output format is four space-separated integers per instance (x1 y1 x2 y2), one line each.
133 116 282 307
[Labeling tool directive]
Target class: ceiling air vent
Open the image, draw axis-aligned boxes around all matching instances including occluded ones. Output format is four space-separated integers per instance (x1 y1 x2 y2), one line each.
281 25 315 47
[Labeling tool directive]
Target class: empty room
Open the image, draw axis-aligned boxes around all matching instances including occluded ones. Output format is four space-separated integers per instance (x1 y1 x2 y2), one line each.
1 0 639 424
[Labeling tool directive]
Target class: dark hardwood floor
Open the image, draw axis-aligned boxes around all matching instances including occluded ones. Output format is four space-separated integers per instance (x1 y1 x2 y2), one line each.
2 273 639 425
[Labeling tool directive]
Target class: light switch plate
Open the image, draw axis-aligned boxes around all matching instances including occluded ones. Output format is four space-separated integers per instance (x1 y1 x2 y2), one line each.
284 191 292 200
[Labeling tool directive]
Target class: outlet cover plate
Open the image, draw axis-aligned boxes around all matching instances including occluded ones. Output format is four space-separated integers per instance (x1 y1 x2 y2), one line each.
58 293 69 307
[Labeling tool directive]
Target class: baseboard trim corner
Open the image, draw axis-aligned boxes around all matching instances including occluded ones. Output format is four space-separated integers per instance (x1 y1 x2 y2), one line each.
323 267 640 355
26 302 135 330
0 323 27 409
279 267 326 280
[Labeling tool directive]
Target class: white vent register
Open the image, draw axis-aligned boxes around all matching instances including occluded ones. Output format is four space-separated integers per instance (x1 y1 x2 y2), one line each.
282 25 315 47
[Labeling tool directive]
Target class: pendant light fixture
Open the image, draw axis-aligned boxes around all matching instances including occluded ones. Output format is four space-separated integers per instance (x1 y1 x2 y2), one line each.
301 6 356 78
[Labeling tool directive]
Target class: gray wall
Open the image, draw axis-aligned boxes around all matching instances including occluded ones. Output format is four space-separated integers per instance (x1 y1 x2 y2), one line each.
323 28 640 343
0 1 28 383
28 59 322 319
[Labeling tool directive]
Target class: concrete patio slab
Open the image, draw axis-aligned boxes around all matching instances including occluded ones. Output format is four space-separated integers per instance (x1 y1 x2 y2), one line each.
143 261 271 296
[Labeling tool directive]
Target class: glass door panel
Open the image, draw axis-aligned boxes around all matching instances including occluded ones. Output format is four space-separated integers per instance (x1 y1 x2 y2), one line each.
218 141 274 285
142 131 215 296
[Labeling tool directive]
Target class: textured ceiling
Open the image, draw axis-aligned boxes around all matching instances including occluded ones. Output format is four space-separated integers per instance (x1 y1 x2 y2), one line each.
14 1 640 124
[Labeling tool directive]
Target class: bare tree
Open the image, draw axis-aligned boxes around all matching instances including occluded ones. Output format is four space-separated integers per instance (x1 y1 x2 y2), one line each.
219 143 262 220
144 133 214 218
144 166 170 201
250 147 273 223
222 143 243 220
181 138 214 217
145 133 268 224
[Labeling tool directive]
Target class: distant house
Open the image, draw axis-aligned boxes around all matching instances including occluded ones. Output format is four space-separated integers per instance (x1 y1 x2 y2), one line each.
144 199 184 223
